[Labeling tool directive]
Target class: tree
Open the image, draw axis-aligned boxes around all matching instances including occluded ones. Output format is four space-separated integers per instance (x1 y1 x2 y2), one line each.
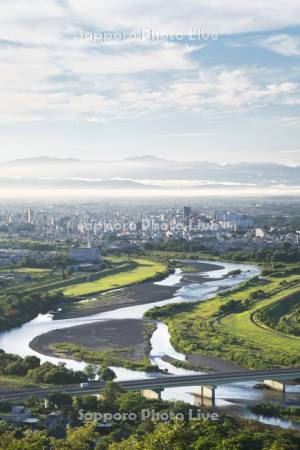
99 382 124 410
73 395 98 412
51 422 97 450
118 392 146 413
84 363 98 381
48 392 73 410
98 366 116 383
23 355 41 371
269 441 298 450
1 429 51 450
109 422 193 450
26 361 87 385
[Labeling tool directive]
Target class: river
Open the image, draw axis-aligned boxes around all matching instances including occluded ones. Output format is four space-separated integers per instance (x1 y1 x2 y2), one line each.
0 260 299 429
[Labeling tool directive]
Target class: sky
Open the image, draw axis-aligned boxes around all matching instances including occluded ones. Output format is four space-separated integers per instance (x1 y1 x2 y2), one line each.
0 1 300 164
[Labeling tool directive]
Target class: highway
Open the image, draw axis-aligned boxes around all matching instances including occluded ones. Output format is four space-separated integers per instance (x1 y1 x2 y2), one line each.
1 368 300 401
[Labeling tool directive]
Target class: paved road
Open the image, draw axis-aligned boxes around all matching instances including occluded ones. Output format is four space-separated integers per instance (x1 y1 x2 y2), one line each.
1 368 300 401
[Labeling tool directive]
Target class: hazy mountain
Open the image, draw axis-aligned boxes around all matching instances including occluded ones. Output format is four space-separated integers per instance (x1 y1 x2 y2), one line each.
0 177 152 190
0 156 299 188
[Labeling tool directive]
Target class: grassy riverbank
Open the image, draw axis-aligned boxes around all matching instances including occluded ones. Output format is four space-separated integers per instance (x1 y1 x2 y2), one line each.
145 265 300 369
255 291 300 336
61 258 169 297
0 256 168 333
51 342 157 372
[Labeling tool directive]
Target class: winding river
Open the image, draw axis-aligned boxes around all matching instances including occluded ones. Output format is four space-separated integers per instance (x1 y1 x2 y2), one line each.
0 260 299 430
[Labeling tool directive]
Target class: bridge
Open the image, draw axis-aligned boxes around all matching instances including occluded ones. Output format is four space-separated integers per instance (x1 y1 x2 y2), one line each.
1 368 300 405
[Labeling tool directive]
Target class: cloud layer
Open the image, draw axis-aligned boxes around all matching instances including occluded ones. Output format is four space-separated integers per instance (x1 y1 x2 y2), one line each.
0 0 300 151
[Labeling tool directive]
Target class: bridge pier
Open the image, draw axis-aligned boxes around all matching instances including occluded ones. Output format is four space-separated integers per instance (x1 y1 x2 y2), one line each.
141 388 164 400
263 380 285 392
194 385 216 407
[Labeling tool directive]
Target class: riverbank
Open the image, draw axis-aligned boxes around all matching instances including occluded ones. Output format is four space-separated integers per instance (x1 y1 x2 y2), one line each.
28 260 229 371
54 260 224 320
54 282 178 319
32 317 243 375
153 267 300 370
162 353 241 372
187 354 242 372
61 258 169 297
30 319 157 372
173 260 225 284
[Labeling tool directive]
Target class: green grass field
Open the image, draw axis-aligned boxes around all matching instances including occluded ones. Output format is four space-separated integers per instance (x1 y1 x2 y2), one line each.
0 375 45 389
148 269 300 369
221 284 300 355
62 258 168 297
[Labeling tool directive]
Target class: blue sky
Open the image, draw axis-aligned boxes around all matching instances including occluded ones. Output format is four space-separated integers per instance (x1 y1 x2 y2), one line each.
0 0 300 164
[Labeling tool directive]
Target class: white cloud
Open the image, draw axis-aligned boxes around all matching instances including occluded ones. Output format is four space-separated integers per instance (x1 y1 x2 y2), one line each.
276 116 300 126
261 34 300 56
1 1 300 46
1 0 64 20
69 1 300 35
61 42 197 75
159 132 214 137
285 97 300 105
0 64 297 124
278 149 300 152
0 0 67 45
170 71 299 110
0 1 300 124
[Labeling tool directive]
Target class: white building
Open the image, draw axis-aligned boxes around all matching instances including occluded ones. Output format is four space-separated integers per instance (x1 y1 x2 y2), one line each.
69 247 101 264
255 228 266 238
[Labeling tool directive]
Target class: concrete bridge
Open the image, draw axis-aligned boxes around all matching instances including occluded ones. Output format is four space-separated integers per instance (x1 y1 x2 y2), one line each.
122 368 300 405
1 368 300 405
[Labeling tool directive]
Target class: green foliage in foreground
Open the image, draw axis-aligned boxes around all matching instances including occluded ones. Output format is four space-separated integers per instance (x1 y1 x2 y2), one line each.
108 419 300 450
1 385 300 449
0 350 87 385
0 421 97 450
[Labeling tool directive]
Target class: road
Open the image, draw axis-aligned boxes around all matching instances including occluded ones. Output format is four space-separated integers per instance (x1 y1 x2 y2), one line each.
1 368 300 401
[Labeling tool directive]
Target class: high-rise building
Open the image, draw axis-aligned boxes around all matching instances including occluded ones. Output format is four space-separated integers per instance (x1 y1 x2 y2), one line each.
27 209 34 224
183 206 192 225
87 229 93 248
183 206 192 218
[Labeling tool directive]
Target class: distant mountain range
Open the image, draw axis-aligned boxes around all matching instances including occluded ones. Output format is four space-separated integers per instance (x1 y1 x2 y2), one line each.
0 156 299 190
0 176 152 190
